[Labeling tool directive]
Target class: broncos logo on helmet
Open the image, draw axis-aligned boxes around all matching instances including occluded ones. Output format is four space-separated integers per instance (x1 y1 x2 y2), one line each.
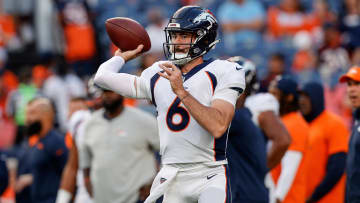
193 11 217 29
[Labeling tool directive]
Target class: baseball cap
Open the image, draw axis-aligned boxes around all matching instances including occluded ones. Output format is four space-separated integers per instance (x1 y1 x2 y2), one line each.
339 66 360 83
275 76 299 98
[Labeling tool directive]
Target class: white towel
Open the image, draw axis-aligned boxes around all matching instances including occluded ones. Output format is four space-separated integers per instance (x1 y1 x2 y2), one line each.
144 165 179 203
265 173 276 203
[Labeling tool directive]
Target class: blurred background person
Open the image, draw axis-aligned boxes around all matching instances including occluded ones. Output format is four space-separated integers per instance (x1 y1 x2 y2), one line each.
291 31 318 79
299 82 349 203
268 76 309 203
318 23 350 88
307 0 337 32
227 56 290 203
23 97 69 203
80 90 159 203
339 0 360 51
217 0 265 55
267 0 310 40
54 0 97 78
338 66 360 203
6 66 41 141
33 56 86 133
56 97 92 203
5 123 34 203
145 7 167 57
260 53 286 92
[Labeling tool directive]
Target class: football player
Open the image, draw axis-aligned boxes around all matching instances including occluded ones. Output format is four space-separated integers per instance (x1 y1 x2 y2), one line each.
94 6 245 203
227 56 290 203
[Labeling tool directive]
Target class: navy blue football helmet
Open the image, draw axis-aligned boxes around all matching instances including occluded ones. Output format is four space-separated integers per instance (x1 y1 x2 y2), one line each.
163 6 219 66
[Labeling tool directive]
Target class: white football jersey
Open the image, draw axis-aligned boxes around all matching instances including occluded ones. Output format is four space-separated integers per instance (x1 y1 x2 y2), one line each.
139 59 245 164
245 93 279 126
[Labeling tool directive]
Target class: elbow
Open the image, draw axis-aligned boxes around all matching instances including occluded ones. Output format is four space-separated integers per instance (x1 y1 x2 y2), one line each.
94 62 109 87
94 68 108 89
211 125 228 139
270 131 291 153
93 69 103 86
279 131 291 151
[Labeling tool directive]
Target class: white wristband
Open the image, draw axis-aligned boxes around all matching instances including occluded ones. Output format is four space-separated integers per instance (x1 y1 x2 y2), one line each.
56 189 72 203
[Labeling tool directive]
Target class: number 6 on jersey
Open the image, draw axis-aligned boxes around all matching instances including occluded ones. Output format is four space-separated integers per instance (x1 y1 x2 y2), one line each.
166 97 190 132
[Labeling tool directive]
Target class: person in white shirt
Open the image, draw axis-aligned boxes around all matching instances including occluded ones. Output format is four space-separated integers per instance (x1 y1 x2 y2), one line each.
81 90 159 203
56 97 92 203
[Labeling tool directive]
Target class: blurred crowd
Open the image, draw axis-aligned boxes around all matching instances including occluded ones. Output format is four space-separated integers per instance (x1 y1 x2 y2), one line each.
0 0 358 202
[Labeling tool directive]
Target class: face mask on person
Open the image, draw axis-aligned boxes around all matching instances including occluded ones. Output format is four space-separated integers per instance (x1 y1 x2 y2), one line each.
103 97 123 112
26 121 42 136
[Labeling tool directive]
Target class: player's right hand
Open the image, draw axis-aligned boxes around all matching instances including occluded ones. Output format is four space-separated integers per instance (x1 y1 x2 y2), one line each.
115 44 143 62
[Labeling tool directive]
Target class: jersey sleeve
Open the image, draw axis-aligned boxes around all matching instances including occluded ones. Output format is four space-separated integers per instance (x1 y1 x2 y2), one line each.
245 93 279 125
95 56 161 99
212 62 245 107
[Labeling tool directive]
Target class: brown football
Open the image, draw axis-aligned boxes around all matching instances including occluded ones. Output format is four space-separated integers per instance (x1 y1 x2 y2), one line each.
105 17 151 53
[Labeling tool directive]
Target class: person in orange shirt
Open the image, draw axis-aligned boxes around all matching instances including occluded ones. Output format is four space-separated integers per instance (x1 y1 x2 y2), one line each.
268 76 310 203
299 82 349 203
54 0 96 77
267 0 312 39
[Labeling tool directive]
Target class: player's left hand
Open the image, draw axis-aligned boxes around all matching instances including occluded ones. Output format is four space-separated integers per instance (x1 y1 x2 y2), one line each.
159 62 187 97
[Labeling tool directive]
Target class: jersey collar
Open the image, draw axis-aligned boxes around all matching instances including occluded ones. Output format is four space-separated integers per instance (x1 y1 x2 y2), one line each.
182 58 215 82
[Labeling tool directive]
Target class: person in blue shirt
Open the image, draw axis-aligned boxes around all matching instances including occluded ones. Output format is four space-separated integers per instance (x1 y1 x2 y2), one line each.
5 135 33 203
217 0 265 54
227 56 290 202
339 66 360 203
24 97 69 203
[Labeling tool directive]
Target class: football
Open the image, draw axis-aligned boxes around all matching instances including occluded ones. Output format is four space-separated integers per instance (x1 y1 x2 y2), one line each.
105 17 151 53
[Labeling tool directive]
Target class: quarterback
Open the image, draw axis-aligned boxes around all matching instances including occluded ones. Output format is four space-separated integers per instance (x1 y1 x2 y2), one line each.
94 6 245 203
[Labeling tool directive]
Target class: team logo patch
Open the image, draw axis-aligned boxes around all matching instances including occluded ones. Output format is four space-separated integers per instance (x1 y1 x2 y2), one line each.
160 177 167 184
193 12 216 29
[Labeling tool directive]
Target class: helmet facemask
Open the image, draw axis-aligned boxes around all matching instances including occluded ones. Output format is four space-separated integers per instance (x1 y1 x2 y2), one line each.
163 29 203 66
